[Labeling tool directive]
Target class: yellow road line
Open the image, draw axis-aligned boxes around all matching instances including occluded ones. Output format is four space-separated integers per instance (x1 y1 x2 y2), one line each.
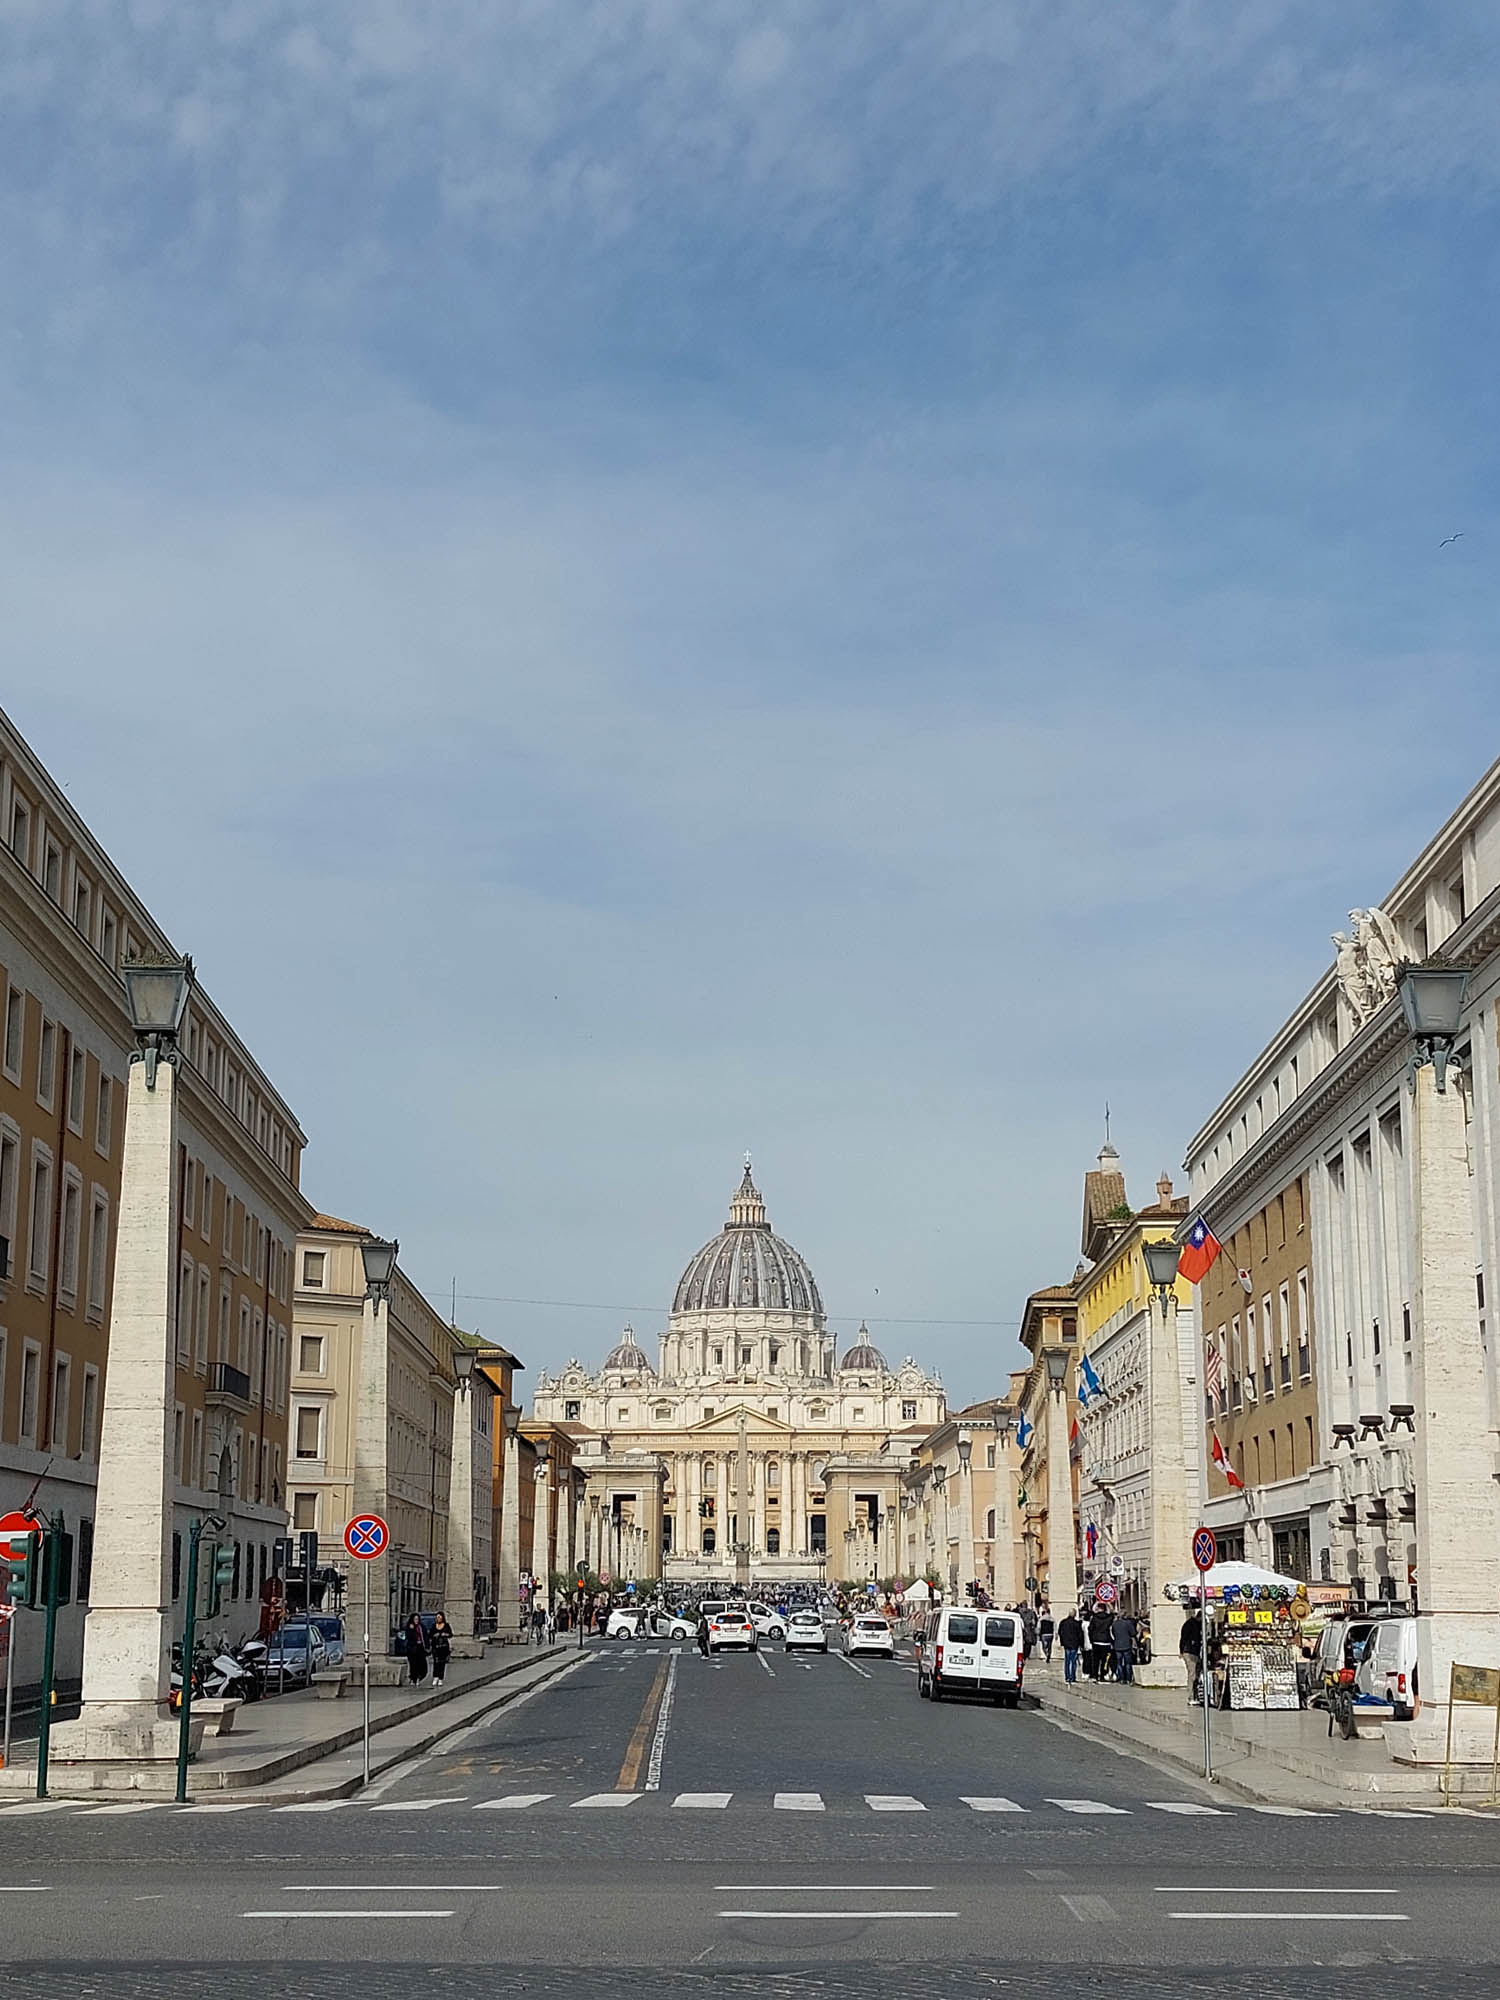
617 1658 670 1792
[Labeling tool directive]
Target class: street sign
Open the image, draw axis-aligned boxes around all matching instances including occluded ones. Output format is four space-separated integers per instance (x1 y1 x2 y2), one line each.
343 1514 389 1561
0 1511 34 1563
1094 1577 1119 1607
1192 1525 1217 1573
1109 1553 1125 1577
600 1570 612 1585
1024 1574 1038 1592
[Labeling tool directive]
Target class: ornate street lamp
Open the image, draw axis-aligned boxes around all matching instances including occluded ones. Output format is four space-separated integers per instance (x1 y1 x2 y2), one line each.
451 1343 477 1399
1397 963 1470 1092
359 1235 398 1299
121 952 193 1089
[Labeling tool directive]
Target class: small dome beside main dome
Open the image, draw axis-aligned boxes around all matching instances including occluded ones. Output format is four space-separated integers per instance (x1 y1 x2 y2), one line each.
603 1325 653 1373
671 1162 824 1317
839 1322 887 1372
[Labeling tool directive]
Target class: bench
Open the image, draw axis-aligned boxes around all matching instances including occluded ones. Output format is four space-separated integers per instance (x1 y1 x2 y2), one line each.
194 1698 244 1737
311 1670 351 1701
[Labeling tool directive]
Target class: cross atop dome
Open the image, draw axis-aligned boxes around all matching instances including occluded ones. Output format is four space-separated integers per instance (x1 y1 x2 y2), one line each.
728 1158 768 1230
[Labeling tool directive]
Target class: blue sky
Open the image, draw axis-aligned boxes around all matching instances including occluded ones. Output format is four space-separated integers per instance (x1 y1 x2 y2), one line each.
5 3 1499 1401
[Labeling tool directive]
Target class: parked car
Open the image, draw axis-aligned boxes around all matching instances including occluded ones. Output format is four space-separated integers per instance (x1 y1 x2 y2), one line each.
706 1609 757 1653
307 1614 346 1666
844 1615 895 1659
652 1610 697 1640
1358 1615 1419 1718
784 1609 829 1653
917 1606 1023 1707
265 1620 330 1685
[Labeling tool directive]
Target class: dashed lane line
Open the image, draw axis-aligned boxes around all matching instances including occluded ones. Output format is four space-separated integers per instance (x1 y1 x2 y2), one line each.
673 1793 732 1808
774 1792 825 1811
572 1792 642 1808
1048 1799 1131 1815
962 1797 1027 1812
866 1795 926 1811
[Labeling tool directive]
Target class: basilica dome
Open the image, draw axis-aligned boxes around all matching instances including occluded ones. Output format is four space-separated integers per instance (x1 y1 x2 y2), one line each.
672 1162 824 1317
839 1323 888 1372
602 1326 653 1374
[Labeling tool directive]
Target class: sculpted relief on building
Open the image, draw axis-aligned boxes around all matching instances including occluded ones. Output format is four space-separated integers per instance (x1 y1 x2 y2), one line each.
531 1164 946 1582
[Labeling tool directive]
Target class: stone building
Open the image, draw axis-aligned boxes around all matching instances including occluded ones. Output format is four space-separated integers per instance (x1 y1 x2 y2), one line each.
0 706 310 1697
532 1163 945 1586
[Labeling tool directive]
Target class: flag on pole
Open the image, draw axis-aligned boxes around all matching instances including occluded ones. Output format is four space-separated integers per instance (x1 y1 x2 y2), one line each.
1079 1353 1105 1400
1069 1417 1082 1459
1076 1377 1092 1410
1178 1215 1223 1285
1204 1337 1224 1404
1015 1410 1034 1449
1211 1429 1244 1489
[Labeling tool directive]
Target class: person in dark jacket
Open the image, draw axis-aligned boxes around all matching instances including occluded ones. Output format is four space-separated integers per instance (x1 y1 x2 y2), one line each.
1110 1610 1137 1683
1057 1610 1085 1683
695 1612 710 1658
403 1613 428 1685
1179 1610 1204 1703
1038 1611 1056 1663
430 1613 453 1687
1088 1606 1114 1679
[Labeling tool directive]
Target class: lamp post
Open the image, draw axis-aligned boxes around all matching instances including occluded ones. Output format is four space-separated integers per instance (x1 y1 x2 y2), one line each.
534 1446 552 1608
931 1464 951 1597
1395 964 1500 1759
499 1400 523 1642
54 955 194 1765
1042 1347 1078 1614
1141 1234 1194 1686
956 1428 976 1604
589 1492 602 1577
990 1406 1020 1606
445 1342 479 1641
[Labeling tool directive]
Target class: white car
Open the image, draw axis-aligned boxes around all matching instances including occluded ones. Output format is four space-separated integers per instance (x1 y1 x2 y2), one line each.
654 1611 697 1640
706 1609 757 1653
784 1610 828 1653
606 1608 647 1639
748 1601 788 1641
844 1615 895 1658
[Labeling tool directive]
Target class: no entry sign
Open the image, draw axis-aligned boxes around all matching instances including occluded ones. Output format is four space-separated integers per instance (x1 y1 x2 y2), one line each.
0 1510 35 1563
343 1514 389 1560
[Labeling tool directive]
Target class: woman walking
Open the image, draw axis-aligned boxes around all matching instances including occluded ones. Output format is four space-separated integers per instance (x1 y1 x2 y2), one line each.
403 1613 429 1686
430 1612 453 1687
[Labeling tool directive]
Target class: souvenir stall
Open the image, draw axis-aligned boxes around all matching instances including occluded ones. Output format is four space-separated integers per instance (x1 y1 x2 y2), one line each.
1166 1561 1308 1711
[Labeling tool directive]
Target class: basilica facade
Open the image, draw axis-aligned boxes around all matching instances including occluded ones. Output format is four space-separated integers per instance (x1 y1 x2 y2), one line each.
531 1165 947 1585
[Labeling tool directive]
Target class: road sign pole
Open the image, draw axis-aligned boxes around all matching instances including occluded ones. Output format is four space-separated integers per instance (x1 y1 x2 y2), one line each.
362 1555 371 1788
35 1511 64 1800
175 1519 204 1804
1191 1524 1217 1782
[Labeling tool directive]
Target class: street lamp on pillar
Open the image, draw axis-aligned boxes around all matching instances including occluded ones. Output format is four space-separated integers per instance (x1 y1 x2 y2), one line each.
451 1345 477 1400
499 1398 524 1642
990 1404 1019 1604
956 1428 975 1604
1041 1348 1078 1614
1395 960 1500 1757
359 1235 398 1300
53 954 195 1766
1139 1235 1194 1683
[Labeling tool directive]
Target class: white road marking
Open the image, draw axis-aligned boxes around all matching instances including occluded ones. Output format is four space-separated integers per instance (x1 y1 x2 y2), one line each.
79 1802 168 1815
1239 1805 1334 1817
774 1792 824 1811
962 1797 1028 1812
757 1651 776 1677
719 1910 957 1920
674 1793 732 1808
1169 1913 1409 1923
0 1801 75 1814
866 1795 925 1811
369 1797 467 1812
1145 1802 1229 1816
280 1885 502 1891
572 1793 641 1808
1354 1808 1436 1818
715 1885 938 1891
1061 1894 1117 1923
0 1887 47 1893
474 1794 552 1810
645 1653 678 1792
189 1802 263 1813
244 1910 455 1920
835 1653 872 1679
1048 1799 1130 1815
1153 1887 1402 1895
273 1802 351 1813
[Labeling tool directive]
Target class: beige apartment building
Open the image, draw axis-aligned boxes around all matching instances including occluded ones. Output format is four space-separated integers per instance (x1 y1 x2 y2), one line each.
290 1218 462 1633
0 707 311 1695
903 1399 1024 1604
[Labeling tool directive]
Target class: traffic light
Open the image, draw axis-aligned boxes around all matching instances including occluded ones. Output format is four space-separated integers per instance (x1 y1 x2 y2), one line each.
298 1530 319 1575
51 1530 73 1608
208 1541 235 1616
4 1529 40 1609
272 1535 295 1575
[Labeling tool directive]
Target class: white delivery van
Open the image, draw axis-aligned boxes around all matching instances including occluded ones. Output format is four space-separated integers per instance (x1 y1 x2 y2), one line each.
1361 1615 1419 1719
917 1607 1024 1707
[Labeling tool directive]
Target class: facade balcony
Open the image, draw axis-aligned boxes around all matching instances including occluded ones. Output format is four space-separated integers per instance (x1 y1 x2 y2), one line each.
207 1361 252 1409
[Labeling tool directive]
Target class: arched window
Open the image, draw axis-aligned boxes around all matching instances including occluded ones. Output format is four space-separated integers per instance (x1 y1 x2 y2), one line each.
766 1528 780 1554
766 1460 781 1489
702 1527 716 1554
985 1508 996 1538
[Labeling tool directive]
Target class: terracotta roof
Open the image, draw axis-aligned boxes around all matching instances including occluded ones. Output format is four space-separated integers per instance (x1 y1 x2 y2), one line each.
309 1212 370 1236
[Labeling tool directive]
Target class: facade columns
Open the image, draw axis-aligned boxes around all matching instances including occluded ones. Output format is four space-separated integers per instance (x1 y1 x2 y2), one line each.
55 1059 184 1760
1139 1288 1193 1686
446 1392 477 1639
1403 1060 1500 1757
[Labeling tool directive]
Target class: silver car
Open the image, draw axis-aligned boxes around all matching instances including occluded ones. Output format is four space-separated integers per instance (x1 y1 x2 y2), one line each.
265 1621 330 1685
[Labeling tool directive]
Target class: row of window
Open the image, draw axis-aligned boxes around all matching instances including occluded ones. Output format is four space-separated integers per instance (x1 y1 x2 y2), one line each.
562 1397 920 1424
2 1328 101 1459
1208 1270 1313 1418
2 988 115 1152
6 783 123 975
0 1122 112 1314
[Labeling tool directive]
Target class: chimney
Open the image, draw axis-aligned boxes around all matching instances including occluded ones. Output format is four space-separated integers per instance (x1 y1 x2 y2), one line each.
1156 1171 1173 1206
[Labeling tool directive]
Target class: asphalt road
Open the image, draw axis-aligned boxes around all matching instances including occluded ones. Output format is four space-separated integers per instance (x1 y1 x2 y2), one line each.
4 1634 1498 1999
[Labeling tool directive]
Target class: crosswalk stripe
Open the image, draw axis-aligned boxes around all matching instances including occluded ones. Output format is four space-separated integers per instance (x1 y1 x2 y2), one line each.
370 1797 467 1812
962 1797 1027 1812
774 1792 824 1811
673 1793 732 1808
474 1794 552 1810
1048 1799 1131 1815
571 1793 641 1808
1145 1802 1229 1816
1241 1804 1333 1817
273 1801 351 1813
0 1801 75 1814
79 1802 169 1815
866 1795 925 1811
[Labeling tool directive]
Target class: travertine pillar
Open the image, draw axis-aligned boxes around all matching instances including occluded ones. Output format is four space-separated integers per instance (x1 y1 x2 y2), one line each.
54 1060 186 1759
1400 1061 1500 1760
1138 1289 1193 1686
498 1420 522 1640
446 1390 477 1638
1044 1386 1078 1614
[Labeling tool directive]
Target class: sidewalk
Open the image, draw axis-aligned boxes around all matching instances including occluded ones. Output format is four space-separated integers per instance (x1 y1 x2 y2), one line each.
1033 1659 1493 1805
0 1638 586 1799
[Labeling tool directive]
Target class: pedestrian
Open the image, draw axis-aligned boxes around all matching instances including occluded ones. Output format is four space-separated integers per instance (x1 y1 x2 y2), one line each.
1019 1603 1038 1658
1111 1609 1137 1684
1038 1610 1056 1663
1179 1609 1204 1704
546 1605 557 1645
1088 1605 1114 1679
696 1611 710 1658
531 1602 547 1645
1057 1609 1084 1683
403 1613 428 1686
430 1612 452 1687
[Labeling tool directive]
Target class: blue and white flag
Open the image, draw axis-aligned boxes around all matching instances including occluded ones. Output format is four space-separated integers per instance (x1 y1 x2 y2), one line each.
1079 1353 1105 1400
1076 1377 1092 1410
1015 1410 1034 1449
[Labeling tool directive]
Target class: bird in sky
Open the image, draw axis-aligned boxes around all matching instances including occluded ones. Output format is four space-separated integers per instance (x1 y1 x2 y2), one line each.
1439 533 1465 548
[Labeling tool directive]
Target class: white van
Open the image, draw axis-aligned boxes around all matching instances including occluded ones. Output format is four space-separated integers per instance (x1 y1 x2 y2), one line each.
917 1606 1024 1708
1359 1615 1419 1719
